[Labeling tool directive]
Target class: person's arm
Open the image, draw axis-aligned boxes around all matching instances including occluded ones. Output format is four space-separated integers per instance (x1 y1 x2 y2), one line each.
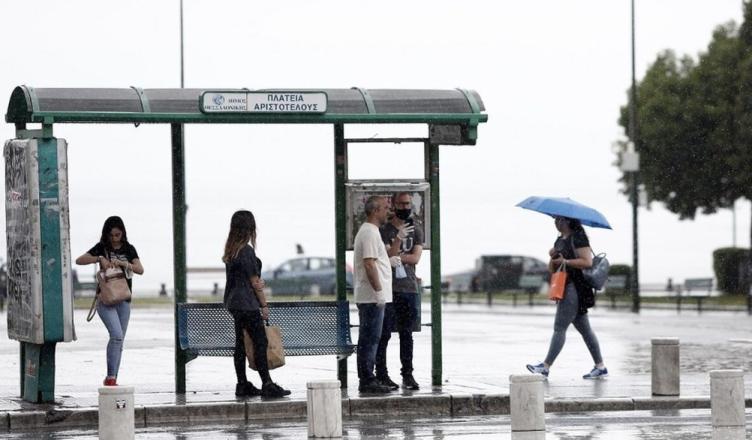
75 252 111 269
386 242 399 257
251 274 270 320
566 247 593 269
388 223 415 257
129 258 144 275
548 258 558 274
112 257 144 274
400 245 423 265
363 258 382 292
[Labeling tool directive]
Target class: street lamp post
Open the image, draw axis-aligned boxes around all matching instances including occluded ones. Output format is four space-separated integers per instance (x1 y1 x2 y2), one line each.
629 0 640 313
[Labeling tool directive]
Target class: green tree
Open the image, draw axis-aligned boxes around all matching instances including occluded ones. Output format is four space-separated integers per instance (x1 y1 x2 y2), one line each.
616 3 752 293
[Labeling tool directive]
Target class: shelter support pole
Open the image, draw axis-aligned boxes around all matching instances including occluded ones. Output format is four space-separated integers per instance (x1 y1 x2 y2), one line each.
334 124 348 388
426 142 442 386
171 123 188 394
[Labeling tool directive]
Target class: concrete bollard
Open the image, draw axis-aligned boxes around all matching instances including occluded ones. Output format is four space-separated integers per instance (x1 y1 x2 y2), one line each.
98 386 135 440
307 380 342 438
712 427 747 440
509 375 545 432
651 337 680 396
709 370 746 428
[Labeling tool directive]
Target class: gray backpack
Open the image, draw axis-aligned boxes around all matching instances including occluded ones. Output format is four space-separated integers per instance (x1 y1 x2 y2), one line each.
570 237 610 290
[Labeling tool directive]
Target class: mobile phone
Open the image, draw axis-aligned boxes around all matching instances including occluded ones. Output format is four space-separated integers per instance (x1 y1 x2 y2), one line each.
406 218 414 226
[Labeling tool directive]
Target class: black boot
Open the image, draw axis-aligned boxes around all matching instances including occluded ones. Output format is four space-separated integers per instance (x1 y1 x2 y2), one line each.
235 382 260 397
402 375 420 390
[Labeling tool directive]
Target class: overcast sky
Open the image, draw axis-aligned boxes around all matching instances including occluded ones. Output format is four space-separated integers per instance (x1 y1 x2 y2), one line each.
0 1 748 293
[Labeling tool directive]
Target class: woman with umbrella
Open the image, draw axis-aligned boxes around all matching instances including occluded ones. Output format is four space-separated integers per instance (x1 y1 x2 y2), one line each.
517 197 609 379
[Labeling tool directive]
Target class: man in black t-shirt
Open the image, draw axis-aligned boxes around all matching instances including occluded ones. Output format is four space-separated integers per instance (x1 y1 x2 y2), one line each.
376 192 424 390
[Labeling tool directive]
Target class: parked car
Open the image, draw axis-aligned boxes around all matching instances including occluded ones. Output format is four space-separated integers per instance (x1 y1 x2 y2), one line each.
262 257 353 296
442 255 551 293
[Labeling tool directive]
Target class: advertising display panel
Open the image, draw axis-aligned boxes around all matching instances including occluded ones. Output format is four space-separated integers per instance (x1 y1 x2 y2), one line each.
4 139 74 344
345 181 431 251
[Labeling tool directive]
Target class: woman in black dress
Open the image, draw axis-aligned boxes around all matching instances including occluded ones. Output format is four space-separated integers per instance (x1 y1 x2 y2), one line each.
222 210 290 398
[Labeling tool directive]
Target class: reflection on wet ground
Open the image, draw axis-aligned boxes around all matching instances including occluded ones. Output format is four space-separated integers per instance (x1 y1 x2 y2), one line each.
3 410 751 439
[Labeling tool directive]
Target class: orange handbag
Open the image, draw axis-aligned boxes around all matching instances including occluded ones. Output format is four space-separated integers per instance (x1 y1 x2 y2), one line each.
548 262 568 301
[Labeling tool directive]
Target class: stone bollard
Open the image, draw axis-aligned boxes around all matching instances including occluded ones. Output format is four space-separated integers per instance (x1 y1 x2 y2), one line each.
509 375 545 432
98 386 135 440
709 370 746 428
651 337 680 396
711 427 747 440
307 380 342 438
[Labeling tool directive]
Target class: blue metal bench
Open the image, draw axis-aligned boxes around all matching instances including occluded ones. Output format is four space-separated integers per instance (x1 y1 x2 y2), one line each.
177 301 356 359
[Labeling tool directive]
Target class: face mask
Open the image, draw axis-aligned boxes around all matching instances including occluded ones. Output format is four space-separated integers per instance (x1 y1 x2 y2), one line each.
395 209 411 220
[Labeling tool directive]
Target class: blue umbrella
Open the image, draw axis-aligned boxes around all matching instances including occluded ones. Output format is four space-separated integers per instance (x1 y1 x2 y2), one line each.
516 196 612 230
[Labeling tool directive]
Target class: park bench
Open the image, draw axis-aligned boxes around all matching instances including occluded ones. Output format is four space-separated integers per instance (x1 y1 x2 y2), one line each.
512 275 545 306
604 275 628 308
676 278 713 312
72 275 97 298
177 300 356 359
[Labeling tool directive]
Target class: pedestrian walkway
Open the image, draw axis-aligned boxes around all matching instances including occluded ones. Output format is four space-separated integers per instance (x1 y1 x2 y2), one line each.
0 303 750 432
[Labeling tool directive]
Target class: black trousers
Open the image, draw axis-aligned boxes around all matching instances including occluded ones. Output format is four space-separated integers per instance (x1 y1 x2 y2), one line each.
375 292 418 379
230 309 271 384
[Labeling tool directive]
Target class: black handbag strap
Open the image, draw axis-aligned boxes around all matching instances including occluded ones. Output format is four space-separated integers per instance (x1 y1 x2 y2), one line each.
86 296 98 322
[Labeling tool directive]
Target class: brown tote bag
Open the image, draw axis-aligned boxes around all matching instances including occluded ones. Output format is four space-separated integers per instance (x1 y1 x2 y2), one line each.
97 267 132 306
244 321 286 371
548 262 568 301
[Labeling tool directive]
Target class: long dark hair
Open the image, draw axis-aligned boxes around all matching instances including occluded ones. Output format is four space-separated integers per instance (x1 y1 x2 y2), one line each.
222 210 257 264
99 216 128 250
564 217 588 240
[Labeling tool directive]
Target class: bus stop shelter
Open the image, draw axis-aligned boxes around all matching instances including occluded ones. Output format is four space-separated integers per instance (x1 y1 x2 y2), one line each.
4 85 487 400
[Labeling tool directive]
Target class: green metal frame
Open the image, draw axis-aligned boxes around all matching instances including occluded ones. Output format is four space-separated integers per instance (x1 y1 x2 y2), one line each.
426 143 442 386
171 124 189 393
25 111 484 125
334 125 348 387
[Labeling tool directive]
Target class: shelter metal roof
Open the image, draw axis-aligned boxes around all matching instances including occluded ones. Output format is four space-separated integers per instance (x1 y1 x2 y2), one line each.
6 86 486 126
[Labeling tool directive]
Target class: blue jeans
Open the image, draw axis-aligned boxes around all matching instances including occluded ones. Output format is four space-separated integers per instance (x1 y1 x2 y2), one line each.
97 300 131 378
376 292 417 379
357 303 385 382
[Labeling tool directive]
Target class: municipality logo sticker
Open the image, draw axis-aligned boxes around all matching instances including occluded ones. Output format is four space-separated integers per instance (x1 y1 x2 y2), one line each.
213 95 225 106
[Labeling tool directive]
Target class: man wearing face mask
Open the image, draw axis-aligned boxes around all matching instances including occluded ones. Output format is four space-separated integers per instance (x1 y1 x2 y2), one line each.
376 192 424 390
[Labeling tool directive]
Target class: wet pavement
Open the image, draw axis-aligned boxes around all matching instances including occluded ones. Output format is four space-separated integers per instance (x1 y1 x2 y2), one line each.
2 410 752 439
0 300 751 436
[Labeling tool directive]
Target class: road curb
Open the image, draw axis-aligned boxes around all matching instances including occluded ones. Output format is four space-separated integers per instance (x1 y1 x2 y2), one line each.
1 394 751 431
350 394 452 417
545 397 634 413
450 393 510 416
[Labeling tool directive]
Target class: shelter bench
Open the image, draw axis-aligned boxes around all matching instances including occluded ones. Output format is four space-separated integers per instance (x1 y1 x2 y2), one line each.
177 301 356 360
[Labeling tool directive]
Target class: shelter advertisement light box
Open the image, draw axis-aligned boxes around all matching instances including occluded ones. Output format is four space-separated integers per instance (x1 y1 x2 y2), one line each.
345 181 431 251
